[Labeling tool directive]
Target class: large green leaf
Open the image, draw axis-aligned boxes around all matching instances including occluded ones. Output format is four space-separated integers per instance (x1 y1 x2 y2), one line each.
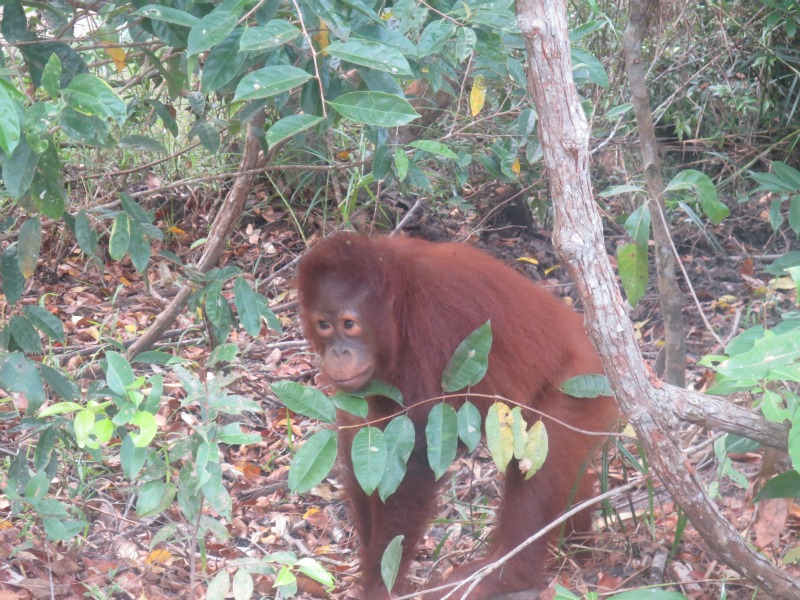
109 211 131 261
442 321 492 392
105 351 135 397
9 315 42 354
201 29 247 93
1 246 25 303
457 401 481 452
616 242 647 307
718 329 800 380
271 381 336 424
329 92 419 127
134 5 198 27
288 429 338 493
30 143 66 218
352 426 387 495
417 20 456 58
233 66 313 102
239 20 300 52
0 84 21 155
327 39 413 76
381 535 404 593
0 352 45 413
2 137 39 200
425 403 458 480
265 114 323 148
378 415 415 501
665 169 729 225
187 10 238 56
233 277 262 336
63 74 127 125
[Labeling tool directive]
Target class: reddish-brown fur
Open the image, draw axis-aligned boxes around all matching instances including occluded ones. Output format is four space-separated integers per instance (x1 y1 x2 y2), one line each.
298 233 617 599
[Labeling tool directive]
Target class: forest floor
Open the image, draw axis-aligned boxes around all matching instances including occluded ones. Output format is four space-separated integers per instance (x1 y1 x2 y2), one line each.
1 182 799 600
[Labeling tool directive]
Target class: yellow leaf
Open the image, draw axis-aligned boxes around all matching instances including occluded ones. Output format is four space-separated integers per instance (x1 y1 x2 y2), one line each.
146 548 173 565
124 324 137 334
105 46 127 71
520 420 548 480
511 158 520 175
543 264 559 276
317 21 330 54
486 402 514 472
303 507 320 519
470 75 486 117
167 226 186 235
516 256 538 265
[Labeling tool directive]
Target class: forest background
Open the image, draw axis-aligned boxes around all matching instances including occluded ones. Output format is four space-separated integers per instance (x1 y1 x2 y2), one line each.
0 0 799 599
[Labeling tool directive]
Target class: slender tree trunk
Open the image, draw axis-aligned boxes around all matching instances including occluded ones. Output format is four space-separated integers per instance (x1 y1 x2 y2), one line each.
622 0 686 387
516 0 799 596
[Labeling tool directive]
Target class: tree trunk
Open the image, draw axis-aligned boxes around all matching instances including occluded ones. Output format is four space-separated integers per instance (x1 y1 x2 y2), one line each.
516 0 799 596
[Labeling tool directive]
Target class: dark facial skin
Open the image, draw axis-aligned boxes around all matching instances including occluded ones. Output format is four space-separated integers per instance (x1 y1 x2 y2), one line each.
310 306 375 392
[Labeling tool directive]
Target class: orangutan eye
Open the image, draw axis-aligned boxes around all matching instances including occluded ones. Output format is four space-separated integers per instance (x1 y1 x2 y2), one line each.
343 319 355 330
318 320 331 330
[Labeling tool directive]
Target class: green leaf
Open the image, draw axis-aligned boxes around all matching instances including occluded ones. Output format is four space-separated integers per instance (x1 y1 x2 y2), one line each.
42 517 85 542
442 321 492 392
455 27 477 61
718 329 800 380
118 135 168 154
233 277 262 336
74 409 95 448
127 220 151 272
288 429 337 493
330 392 369 418
1 246 25 303
38 401 84 417
485 402 514 473
232 568 254 599
233 66 313 102
265 115 323 149
559 374 612 398
75 210 98 256
105 351 135 397
789 197 800 236
457 401 481 453
109 211 131 261
120 434 148 480
63 74 127 125
30 143 66 218
134 5 198 27
356 380 404 405
394 147 409 181
9 315 42 354
137 480 176 517
381 535 404 593
2 137 39 200
130 411 157 447
0 84 21 155
329 92 419 127
571 48 609 88
187 10 238 56
41 52 62 98
665 170 729 225
754 470 800 501
217 423 261 445
296 557 335 588
239 20 301 52
327 39 413 77
271 381 336 424
425 403 458 480
207 570 230 600
623 203 650 248
378 415 415 501
39 365 77 400
521 421 548 480
201 29 246 93
0 352 45 413
352 426 387 495
18 217 41 278
773 161 800 191
208 342 238 368
418 20 456 58
511 407 527 459
408 140 458 159
616 242 648 307
608 591 690 599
